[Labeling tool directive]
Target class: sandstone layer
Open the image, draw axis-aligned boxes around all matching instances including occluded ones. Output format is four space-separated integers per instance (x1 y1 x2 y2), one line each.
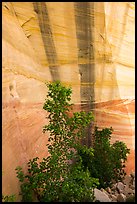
2 2 135 200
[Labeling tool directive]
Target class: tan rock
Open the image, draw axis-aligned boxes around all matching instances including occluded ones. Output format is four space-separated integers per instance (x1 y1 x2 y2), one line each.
116 182 125 193
133 179 135 187
123 175 132 186
130 184 135 190
101 188 110 196
130 171 135 178
111 183 117 191
94 188 111 202
111 194 117 202
123 185 134 196
117 193 126 202
106 187 112 194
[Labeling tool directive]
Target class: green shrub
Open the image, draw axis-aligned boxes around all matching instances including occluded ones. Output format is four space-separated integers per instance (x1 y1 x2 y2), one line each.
15 81 99 202
126 194 135 202
60 162 98 202
2 194 16 202
78 126 130 189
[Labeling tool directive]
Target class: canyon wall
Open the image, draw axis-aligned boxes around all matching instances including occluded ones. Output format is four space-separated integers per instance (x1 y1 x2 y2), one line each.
2 2 135 200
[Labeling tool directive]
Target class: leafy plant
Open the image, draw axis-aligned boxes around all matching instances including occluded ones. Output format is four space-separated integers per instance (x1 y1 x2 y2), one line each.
2 171 16 202
2 194 16 202
60 162 98 202
126 194 135 202
78 126 130 189
16 81 99 202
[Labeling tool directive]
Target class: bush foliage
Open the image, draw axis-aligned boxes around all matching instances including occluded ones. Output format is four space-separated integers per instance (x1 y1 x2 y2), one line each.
15 81 130 201
15 81 99 202
78 126 130 188
2 194 16 202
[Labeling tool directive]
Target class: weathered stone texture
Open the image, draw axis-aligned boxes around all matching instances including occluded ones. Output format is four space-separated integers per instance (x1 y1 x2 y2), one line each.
2 2 135 200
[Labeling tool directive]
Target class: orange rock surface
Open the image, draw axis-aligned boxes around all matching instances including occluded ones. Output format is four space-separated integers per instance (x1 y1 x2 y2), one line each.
2 2 135 200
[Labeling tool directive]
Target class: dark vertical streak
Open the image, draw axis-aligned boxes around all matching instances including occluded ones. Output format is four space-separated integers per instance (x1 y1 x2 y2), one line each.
74 2 95 147
33 2 60 81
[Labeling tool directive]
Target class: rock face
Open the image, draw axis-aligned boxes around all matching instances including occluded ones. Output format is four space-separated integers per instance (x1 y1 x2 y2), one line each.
2 2 135 201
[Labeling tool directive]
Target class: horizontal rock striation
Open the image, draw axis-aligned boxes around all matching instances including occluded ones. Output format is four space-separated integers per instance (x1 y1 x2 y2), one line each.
2 2 135 201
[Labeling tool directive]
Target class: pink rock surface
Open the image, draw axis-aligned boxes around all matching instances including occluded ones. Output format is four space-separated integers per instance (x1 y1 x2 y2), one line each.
2 101 49 200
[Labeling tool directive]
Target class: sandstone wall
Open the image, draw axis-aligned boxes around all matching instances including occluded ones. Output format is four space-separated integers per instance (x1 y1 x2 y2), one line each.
2 2 135 200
